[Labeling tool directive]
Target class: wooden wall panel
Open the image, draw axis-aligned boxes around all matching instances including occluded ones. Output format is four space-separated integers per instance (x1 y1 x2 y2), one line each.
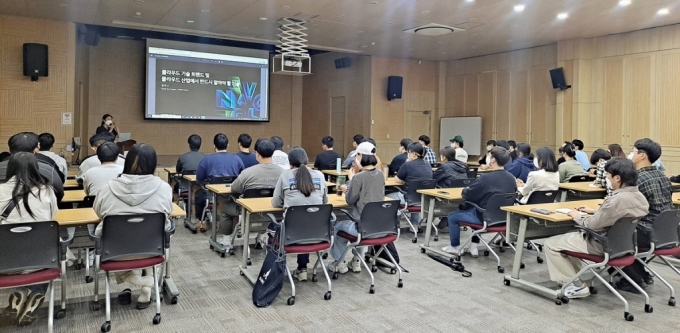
657 51 680 146
495 72 511 140
463 74 478 116
602 59 625 144
447 75 465 116
478 72 495 142
626 55 653 143
510 70 529 142
530 65 556 147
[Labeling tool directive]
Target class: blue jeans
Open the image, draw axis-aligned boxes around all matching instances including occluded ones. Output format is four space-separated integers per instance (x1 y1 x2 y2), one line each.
447 208 482 246
330 220 366 261
387 192 421 224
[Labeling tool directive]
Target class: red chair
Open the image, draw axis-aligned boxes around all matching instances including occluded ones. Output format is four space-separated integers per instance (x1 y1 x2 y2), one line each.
278 204 334 305
558 217 647 321
89 213 173 332
337 200 401 293
396 179 435 243
0 222 73 333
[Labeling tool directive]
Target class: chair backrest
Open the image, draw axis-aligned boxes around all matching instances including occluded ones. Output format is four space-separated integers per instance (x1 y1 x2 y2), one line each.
405 178 436 204
524 190 558 205
282 204 333 246
449 178 475 188
0 222 60 274
651 210 680 249
358 200 400 239
604 217 640 259
483 193 517 225
242 187 275 198
100 213 166 262
81 195 96 208
208 176 236 184
466 167 478 179
567 175 590 183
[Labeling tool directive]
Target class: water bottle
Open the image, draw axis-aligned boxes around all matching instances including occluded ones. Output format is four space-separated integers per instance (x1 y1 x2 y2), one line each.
336 157 341 174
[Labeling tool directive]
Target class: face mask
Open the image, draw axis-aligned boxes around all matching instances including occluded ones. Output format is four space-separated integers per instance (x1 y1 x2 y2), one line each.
450 143 456 148
355 157 361 168
627 152 633 160
105 120 113 126
605 177 612 189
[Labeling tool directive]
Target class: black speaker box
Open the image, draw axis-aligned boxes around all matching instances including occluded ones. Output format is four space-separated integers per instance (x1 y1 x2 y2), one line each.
23 43 48 81
387 76 403 100
549 67 571 90
334 57 351 69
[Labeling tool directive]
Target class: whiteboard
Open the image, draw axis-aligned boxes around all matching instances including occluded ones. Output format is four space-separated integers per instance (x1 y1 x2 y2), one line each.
439 116 482 156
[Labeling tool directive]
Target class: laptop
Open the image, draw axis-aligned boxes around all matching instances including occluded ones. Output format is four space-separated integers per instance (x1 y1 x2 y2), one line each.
118 133 131 142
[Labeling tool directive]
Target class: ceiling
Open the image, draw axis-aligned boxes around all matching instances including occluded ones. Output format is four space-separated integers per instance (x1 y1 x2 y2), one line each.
2 0 680 61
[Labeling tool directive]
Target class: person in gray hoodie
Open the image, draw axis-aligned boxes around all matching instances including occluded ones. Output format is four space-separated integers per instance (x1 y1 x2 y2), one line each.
271 147 328 282
433 147 469 188
93 143 173 310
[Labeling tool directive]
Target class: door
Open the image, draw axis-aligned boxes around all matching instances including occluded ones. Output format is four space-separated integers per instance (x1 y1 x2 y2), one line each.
406 111 432 144
330 97 347 157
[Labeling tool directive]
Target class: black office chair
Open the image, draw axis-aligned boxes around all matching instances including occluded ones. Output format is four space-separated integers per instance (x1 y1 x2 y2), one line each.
175 169 195 209
280 204 333 305
520 190 558 263
567 175 590 183
0 222 73 333
81 195 96 208
397 178 436 243
227 187 276 260
89 213 172 332
466 167 479 179
199 176 236 231
448 178 475 188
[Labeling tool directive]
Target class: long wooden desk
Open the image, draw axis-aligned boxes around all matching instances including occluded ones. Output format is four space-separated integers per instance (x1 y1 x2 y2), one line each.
64 179 80 189
55 203 186 226
502 199 603 300
558 182 606 202
67 168 78 179
164 167 177 184
418 188 465 257
62 190 87 203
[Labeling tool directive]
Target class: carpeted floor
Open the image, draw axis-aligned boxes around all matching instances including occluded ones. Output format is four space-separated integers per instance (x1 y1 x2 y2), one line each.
3 215 680 333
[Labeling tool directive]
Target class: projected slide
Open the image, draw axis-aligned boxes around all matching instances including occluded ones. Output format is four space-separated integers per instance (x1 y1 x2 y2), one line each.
145 43 269 122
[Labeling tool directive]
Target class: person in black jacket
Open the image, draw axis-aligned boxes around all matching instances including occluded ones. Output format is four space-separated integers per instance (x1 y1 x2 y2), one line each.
388 138 412 176
434 147 468 188
478 140 496 166
443 147 516 257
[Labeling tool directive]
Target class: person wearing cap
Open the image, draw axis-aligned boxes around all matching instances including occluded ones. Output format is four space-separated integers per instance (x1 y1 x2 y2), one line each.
328 142 386 274
449 135 468 163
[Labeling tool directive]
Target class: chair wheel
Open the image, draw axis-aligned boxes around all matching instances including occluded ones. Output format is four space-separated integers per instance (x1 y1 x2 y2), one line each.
537 244 543 251
101 322 111 332
625 312 634 321
332 272 339 280
434 236 439 242
170 296 178 304
322 253 328 259
239 271 244 276
247 259 252 266
526 244 533 250
287 297 295 305
503 279 510 286
499 247 506 253
497 266 504 273
561 296 569 304
397 279 403 288
209 245 213 250
420 248 426 253
220 252 226 258
369 285 375 294
324 291 332 300
555 299 562 305
669 297 676 306
589 286 598 295
55 309 66 319
484 251 490 257
90 301 100 311
645 304 653 313
390 268 397 274
75 263 82 270
520 263 525 269
411 238 417 243
86 276 94 283
153 314 161 325
191 229 197 234
229 249 235 255
311 274 318 282
371 266 378 273
537 257 544 264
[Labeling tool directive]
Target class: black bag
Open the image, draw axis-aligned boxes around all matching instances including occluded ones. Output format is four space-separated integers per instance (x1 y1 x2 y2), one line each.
372 242 399 265
252 223 286 307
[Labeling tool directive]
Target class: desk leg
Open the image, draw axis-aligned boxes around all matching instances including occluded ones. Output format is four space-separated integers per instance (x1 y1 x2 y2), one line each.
560 190 567 202
162 247 180 303
239 212 257 285
208 192 227 256
183 180 196 232
423 196 435 248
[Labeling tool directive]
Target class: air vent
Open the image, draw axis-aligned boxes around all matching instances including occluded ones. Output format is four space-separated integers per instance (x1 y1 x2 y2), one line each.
403 23 465 36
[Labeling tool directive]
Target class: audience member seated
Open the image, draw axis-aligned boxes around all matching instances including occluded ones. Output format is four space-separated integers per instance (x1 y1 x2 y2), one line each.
448 135 468 163
236 133 258 169
478 140 496 169
83 142 124 196
443 147 516 256
0 152 58 328
219 139 283 245
505 143 537 182
176 134 205 174
608 143 627 158
508 140 518 160
388 138 412 177
93 143 173 310
418 135 437 166
572 139 590 172
433 147 468 188
270 136 290 170
619 138 673 292
271 147 328 282
329 142 385 274
556 141 570 165
558 143 584 182
389 142 433 224
544 158 648 299
590 149 612 196
195 133 244 232
314 136 342 170
516 147 559 204
0 132 64 203
343 134 364 168
352 138 383 173
37 133 67 178
77 132 124 181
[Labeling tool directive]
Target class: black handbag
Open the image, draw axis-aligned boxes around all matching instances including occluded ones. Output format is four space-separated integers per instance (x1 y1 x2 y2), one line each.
252 223 286 307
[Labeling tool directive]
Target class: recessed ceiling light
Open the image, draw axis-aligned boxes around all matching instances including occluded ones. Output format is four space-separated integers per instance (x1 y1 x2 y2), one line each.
357 30 364 33
421 10 431 14
186 20 194 23
240 26 249 30
259 17 267 21
514 5 525 12
557 13 568 20
135 12 142 16
658 8 669 15
369 1 378 4
371 42 376 45
58 3 68 7
200 9 211 13
281 5 291 10
466 0 474 2
618 0 631 6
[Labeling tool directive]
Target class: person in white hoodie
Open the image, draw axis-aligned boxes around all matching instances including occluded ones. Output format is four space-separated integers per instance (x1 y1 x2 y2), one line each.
516 147 560 204
83 142 124 196
93 143 173 310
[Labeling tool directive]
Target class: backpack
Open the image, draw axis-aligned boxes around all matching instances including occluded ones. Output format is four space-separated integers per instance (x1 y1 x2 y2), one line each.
252 224 286 307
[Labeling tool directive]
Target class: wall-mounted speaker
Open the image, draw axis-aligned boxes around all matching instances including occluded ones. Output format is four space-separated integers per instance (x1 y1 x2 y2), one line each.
549 67 571 90
334 57 351 69
387 76 403 100
23 43 48 82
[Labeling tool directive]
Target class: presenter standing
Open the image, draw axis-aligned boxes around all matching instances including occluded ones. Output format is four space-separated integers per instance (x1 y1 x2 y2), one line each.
96 113 120 141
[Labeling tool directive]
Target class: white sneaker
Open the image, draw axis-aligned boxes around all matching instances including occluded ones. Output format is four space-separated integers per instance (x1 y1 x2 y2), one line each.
219 235 232 247
294 268 308 282
350 255 362 273
467 246 479 258
442 245 462 255
564 283 590 299
328 261 349 274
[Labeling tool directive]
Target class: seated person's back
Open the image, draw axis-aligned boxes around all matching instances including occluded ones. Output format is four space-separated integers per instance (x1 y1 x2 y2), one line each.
78 132 125 180
558 144 584 182
433 147 468 188
389 139 412 176
235 133 258 169
518 147 560 203
37 133 67 179
505 143 538 182
83 142 124 196
231 139 284 194
196 134 244 182
396 142 433 191
314 136 343 170
0 152 58 224
176 134 205 173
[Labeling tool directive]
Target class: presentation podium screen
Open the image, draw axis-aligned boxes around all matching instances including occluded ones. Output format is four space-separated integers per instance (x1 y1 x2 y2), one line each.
145 39 270 122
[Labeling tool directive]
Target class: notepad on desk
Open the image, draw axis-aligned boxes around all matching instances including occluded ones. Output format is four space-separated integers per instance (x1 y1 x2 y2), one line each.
555 208 587 216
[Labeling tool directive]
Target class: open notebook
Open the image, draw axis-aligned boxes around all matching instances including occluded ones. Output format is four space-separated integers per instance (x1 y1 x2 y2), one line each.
555 208 587 216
